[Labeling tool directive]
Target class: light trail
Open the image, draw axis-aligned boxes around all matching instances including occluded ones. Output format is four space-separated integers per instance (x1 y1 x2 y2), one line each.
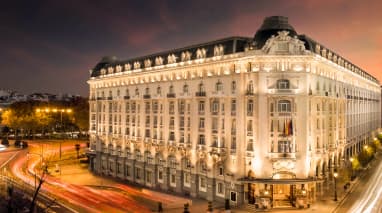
348 159 382 213
10 142 153 213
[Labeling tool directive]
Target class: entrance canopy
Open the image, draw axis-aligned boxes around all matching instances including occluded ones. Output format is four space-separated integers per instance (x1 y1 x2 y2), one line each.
238 177 323 184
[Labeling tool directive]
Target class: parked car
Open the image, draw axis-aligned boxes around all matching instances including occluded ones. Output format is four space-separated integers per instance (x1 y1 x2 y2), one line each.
1 138 9 146
14 140 28 148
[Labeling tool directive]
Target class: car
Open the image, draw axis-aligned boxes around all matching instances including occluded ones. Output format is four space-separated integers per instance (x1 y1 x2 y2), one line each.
0 144 7 151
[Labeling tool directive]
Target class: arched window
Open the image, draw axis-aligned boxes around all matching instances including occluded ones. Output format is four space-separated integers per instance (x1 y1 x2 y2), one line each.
157 86 161 95
277 100 291 112
247 80 254 93
198 82 205 92
215 80 223 91
231 81 236 93
277 79 290 89
183 84 189 93
169 85 174 94
125 89 129 96
247 139 254 151
145 87 150 95
135 88 139 96
117 89 120 96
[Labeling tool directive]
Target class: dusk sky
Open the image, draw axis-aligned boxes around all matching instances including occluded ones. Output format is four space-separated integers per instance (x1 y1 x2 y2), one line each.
1 0 381 96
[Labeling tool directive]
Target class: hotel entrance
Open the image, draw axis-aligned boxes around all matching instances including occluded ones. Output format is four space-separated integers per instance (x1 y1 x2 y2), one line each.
245 180 315 209
272 184 294 207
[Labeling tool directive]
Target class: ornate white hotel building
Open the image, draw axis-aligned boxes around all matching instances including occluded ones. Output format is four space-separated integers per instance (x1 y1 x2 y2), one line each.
87 16 381 208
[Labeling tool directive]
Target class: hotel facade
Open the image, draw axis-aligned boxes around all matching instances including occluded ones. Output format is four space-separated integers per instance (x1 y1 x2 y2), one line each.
87 16 381 208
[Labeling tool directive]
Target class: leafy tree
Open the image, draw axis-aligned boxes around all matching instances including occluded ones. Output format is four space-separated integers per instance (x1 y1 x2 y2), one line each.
1 98 89 138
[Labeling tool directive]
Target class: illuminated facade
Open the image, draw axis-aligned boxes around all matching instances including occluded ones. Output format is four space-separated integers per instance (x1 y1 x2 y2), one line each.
87 16 381 208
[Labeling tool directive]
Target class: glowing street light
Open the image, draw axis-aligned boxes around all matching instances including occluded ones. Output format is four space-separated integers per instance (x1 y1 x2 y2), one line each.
35 107 73 159
333 171 338 201
349 157 354 179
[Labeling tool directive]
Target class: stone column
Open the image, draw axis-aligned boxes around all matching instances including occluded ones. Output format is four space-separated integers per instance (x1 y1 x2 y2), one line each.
161 167 169 191
190 174 198 197
206 177 215 201
175 170 183 193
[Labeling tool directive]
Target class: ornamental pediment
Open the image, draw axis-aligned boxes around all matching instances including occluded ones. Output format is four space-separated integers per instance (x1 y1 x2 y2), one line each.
262 31 306 55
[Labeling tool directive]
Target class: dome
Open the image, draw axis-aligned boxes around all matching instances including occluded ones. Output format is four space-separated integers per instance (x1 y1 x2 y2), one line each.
254 16 298 49
100 56 117 63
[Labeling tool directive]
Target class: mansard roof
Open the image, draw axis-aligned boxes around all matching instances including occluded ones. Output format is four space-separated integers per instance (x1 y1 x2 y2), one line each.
90 36 251 78
89 16 378 84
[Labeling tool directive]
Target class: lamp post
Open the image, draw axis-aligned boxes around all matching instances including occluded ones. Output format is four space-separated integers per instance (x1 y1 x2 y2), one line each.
36 107 72 160
333 171 338 201
350 157 354 180
27 152 43 190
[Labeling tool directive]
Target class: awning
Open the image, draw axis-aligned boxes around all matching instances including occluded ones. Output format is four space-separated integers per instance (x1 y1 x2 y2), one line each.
238 177 324 184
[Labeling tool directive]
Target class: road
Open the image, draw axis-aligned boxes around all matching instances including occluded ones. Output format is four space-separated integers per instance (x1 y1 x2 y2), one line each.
336 153 382 213
8 140 190 212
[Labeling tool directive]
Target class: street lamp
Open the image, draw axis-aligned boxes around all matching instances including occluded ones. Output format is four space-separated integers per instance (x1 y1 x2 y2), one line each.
36 107 73 159
350 157 354 179
27 152 43 190
333 171 338 201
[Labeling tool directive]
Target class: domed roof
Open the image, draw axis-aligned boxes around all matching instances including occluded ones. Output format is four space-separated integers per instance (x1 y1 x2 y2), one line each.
254 16 298 49
100 56 117 63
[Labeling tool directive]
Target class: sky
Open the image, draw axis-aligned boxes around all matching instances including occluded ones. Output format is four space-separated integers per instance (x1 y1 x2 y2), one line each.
1 0 381 96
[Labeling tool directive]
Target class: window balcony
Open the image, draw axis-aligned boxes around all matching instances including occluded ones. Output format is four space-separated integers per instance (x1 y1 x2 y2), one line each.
124 96 130 100
195 91 206 97
143 94 151 99
268 88 295 94
179 92 191 97
246 151 254 157
211 91 224 97
107 96 113 100
167 93 176 98
245 91 255 96
269 152 296 159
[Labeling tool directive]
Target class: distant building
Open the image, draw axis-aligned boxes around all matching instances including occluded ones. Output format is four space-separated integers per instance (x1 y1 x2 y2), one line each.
0 90 83 108
87 16 381 208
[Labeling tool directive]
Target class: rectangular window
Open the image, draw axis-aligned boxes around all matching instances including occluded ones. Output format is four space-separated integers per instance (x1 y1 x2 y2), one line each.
211 101 219 114
231 99 236 114
198 101 205 114
169 101 175 114
247 100 254 116
146 171 152 183
278 141 291 153
158 170 163 181
212 118 218 132
217 182 224 196
125 165 130 177
170 116 175 128
199 135 205 145
231 136 236 150
199 118 205 129
199 177 206 191
179 101 185 114
230 192 237 202
184 173 191 187
135 168 141 179
278 101 291 112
